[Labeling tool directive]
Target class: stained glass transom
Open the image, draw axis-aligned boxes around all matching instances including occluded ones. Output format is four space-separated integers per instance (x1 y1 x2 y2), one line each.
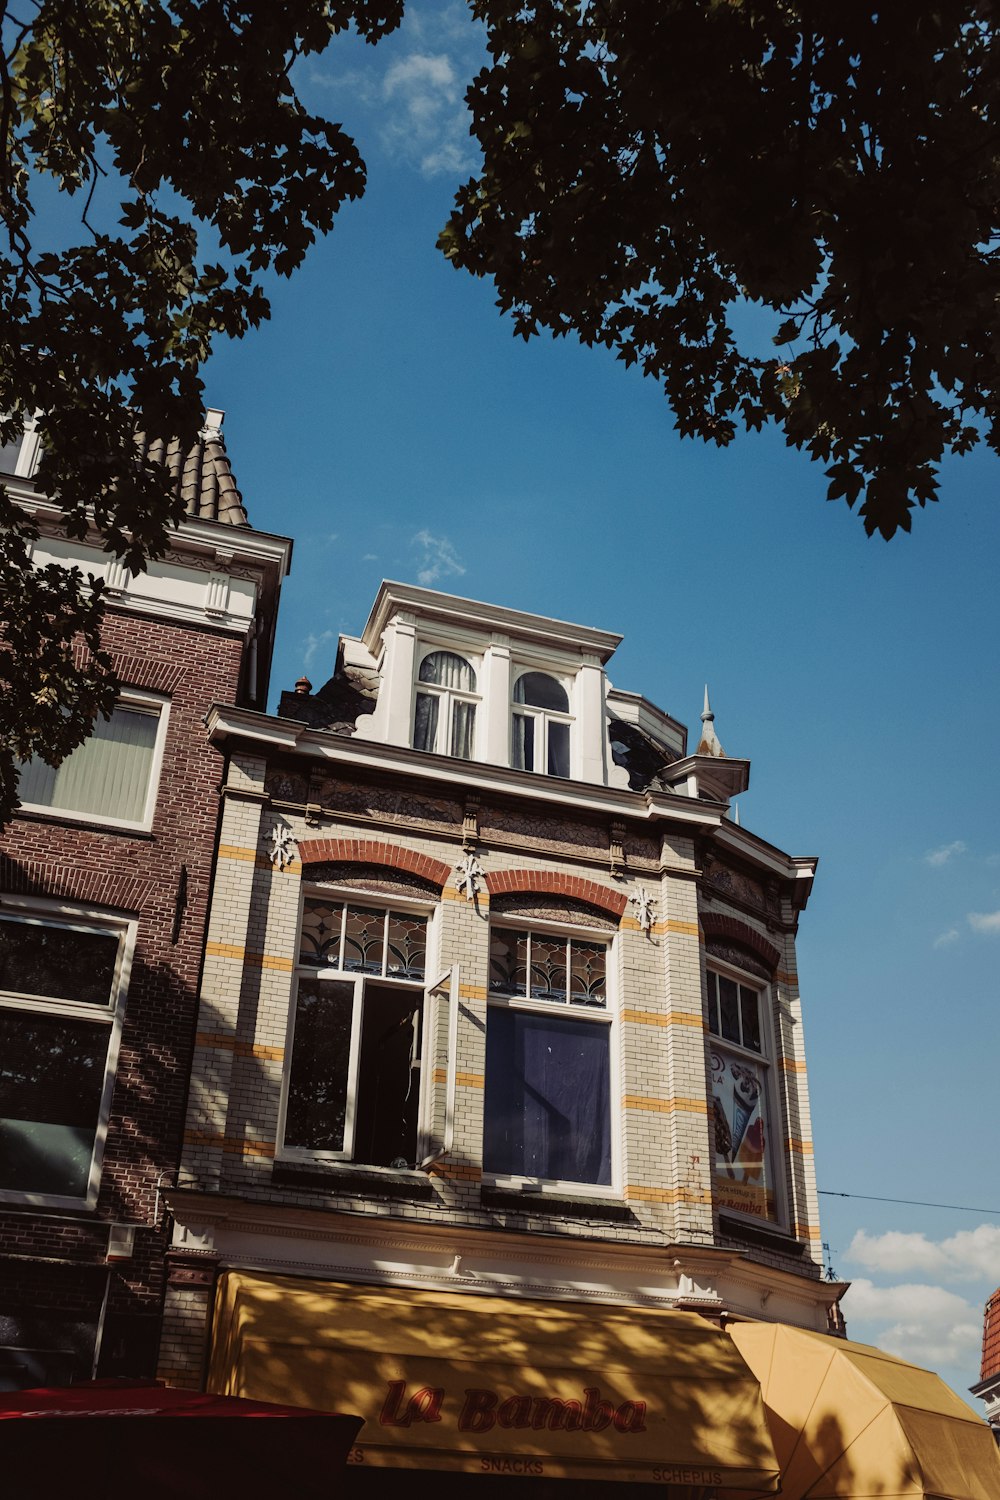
489 926 606 1007
299 898 427 981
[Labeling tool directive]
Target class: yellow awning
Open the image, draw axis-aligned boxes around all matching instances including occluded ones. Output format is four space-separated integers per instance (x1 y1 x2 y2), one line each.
209 1270 781 1489
729 1321 1000 1500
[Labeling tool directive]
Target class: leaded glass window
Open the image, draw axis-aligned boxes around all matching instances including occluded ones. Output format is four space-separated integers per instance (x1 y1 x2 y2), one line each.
283 894 432 1170
298 899 427 981
489 926 606 1007
485 922 613 1188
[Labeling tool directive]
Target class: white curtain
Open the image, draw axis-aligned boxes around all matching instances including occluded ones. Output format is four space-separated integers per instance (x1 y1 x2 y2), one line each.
511 711 533 771
20 705 159 823
419 651 476 691
413 692 439 752
451 700 476 759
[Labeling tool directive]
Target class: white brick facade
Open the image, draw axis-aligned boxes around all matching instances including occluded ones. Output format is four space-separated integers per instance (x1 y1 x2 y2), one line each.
161 587 842 1392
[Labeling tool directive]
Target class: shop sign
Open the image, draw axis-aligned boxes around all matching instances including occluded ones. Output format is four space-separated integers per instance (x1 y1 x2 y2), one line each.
379 1380 648 1434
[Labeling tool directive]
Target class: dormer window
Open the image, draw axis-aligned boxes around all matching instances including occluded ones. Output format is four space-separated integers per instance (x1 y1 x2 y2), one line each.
413 650 477 759
512 671 572 778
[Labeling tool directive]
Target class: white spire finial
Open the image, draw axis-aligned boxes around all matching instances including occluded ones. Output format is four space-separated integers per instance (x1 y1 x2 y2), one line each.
697 683 725 757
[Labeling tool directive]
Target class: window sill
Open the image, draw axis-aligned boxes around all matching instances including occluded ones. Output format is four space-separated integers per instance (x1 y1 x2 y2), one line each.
481 1186 633 1222
271 1161 436 1202
13 808 156 840
718 1213 805 1255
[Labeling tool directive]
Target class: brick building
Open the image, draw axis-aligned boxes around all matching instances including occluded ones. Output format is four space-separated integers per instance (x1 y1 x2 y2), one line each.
0 412 290 1386
159 580 851 1485
972 1287 1000 1437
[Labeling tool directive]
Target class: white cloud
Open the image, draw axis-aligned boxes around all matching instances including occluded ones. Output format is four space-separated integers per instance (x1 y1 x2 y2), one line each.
412 529 465 587
924 840 967 866
841 1279 982 1371
307 3 483 179
848 1225 1000 1281
968 909 1000 934
933 927 960 948
302 628 336 671
379 49 476 177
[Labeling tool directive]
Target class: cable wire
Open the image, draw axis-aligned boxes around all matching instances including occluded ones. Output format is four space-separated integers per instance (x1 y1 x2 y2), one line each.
819 1190 1000 1215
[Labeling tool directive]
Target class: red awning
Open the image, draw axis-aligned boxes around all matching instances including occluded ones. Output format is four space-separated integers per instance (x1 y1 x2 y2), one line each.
0 1379 363 1498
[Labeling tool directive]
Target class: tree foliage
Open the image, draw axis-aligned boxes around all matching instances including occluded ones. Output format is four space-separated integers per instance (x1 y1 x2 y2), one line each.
442 1 1000 538
0 0 402 826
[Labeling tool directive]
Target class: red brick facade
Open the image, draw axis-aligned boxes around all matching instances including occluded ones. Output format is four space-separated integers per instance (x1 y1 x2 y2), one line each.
0 607 243 1380
982 1289 1000 1382
298 837 452 889
700 912 782 974
483 867 629 918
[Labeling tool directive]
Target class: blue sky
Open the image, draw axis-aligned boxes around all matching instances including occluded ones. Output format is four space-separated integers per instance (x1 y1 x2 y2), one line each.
196 4 999 1407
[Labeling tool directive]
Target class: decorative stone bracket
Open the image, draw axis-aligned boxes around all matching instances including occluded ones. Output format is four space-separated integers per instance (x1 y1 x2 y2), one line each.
454 852 484 902
267 823 298 872
629 884 658 934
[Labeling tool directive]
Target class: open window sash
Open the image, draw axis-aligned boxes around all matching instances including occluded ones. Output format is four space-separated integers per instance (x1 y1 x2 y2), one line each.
419 965 459 1169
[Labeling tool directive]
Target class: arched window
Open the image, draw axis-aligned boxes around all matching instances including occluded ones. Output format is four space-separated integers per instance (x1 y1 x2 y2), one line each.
413 650 478 760
511 672 572 778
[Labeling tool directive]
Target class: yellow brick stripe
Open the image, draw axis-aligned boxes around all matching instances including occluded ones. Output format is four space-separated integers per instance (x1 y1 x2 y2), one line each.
433 1067 484 1089
780 1056 808 1073
794 1222 823 1241
623 1094 708 1116
204 941 293 973
205 940 244 960
183 1129 275 1159
218 843 258 864
786 1137 814 1155
626 1185 713 1205
458 983 486 1001
217 843 303 875
775 969 798 987
622 1008 705 1030
427 1160 482 1183
195 1031 284 1063
441 886 489 905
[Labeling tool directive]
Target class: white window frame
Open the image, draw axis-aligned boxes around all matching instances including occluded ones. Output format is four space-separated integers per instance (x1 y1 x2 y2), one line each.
0 414 41 480
483 917 620 1198
510 669 574 778
17 689 170 833
0 897 134 1211
411 647 480 761
705 957 786 1229
276 888 440 1172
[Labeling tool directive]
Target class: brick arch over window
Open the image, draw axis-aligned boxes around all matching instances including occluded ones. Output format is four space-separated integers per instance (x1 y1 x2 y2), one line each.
483 869 628 919
297 838 451 890
700 913 781 974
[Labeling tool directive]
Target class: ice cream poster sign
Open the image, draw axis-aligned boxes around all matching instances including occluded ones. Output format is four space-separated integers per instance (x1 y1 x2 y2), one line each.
710 1049 776 1222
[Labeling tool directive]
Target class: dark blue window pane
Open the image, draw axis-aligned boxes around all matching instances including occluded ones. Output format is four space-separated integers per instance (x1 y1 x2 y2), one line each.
548 721 570 777
513 673 569 712
285 979 353 1152
484 1009 611 1185
0 1012 109 1196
